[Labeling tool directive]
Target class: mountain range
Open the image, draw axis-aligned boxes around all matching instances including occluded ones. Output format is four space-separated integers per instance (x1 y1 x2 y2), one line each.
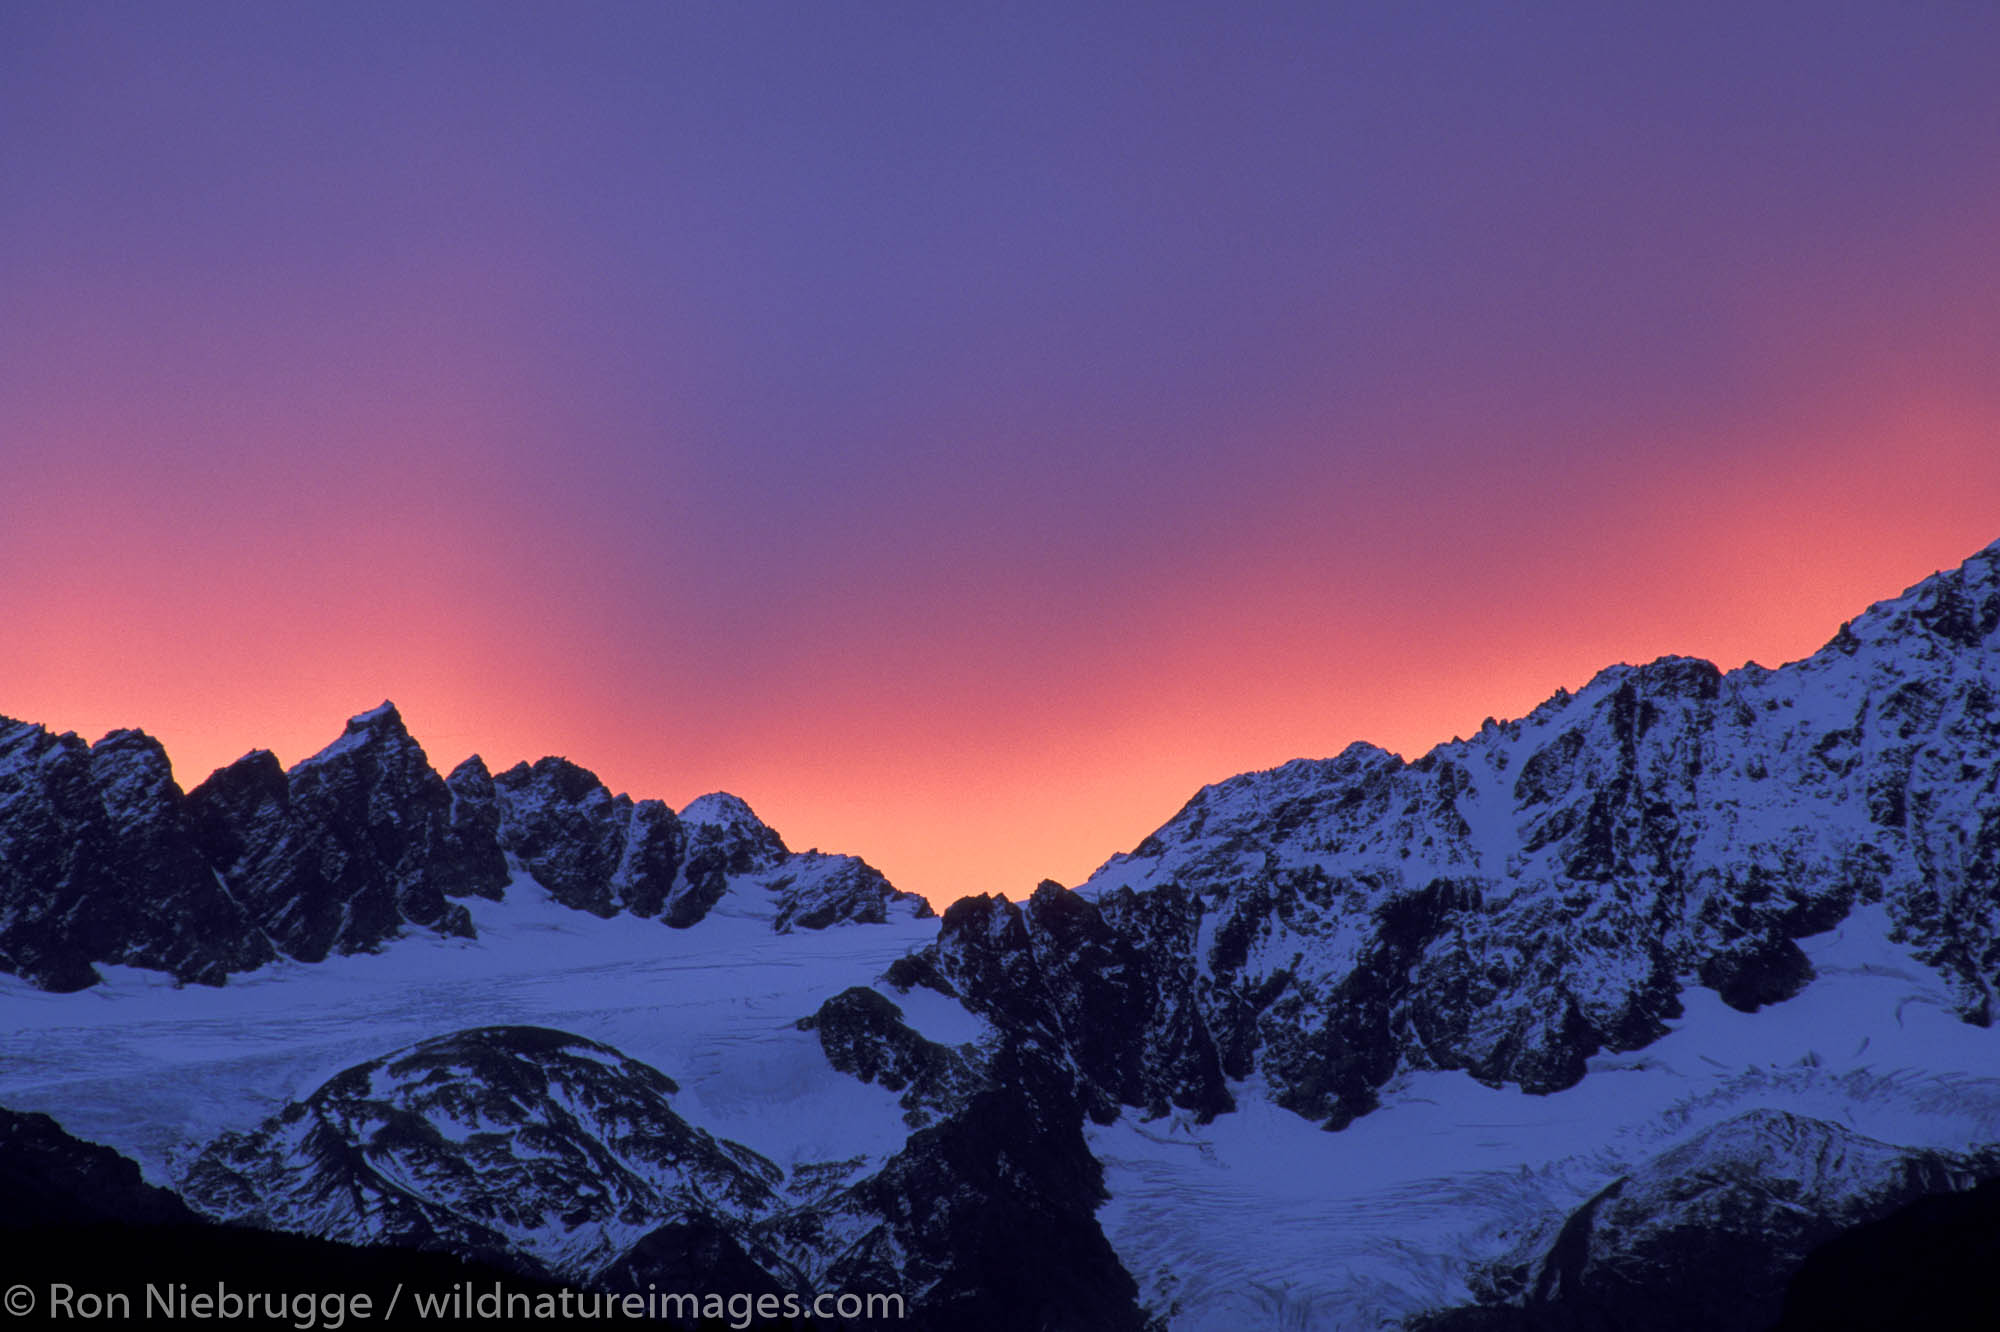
4 538 1999 1329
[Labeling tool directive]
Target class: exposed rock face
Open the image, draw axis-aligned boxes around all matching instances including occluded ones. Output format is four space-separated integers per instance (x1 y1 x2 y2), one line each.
891 882 1234 1124
887 542 2000 1127
679 792 787 875
1 704 928 990
183 1026 784 1282
678 792 932 933
187 704 491 962
1420 1110 2000 1332
601 1039 1151 1330
489 756 684 919
0 721 273 990
1 1104 588 1322
768 853 926 933
11 539 2000 1329
798 986 986 1127
818 1045 1154 1332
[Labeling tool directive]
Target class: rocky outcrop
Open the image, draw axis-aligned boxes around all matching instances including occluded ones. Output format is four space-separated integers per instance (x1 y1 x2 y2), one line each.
676 793 932 933
0 1105 196 1228
0 721 273 990
889 882 1234 1123
817 1044 1154 1332
767 853 929 932
180 1021 1147 1330
187 703 493 962
488 757 684 919
1 1104 587 1328
797 987 986 1127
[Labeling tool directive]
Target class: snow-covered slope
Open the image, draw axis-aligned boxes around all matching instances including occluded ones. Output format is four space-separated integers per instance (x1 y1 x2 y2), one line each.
1083 907 2000 1329
0 870 935 1186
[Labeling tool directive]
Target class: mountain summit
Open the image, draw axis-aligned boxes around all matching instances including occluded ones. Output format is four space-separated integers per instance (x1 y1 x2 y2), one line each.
0 705 929 991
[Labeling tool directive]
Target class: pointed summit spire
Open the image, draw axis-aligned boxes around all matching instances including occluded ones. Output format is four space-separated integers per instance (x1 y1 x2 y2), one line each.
292 701 421 772
345 700 405 732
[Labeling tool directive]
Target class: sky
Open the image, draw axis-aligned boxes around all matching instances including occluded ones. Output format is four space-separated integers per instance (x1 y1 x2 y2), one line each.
4 1 1998 906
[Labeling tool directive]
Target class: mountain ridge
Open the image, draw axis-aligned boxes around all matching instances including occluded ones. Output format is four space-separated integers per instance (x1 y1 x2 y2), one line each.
5 537 1999 1329
886 537 2000 1132
0 701 930 992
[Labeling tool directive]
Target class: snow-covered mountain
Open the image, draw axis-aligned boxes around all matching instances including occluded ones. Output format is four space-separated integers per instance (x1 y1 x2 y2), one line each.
184 1024 789 1280
873 537 2000 1326
4 538 1999 1329
0 702 929 991
912 537 1999 1129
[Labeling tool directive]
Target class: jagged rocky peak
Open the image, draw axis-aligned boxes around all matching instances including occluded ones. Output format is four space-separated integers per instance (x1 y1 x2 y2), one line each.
460 750 930 934
184 701 493 963
294 699 421 764
182 1025 784 1283
85 726 186 819
910 539 2000 1131
1120 739 1406 864
0 718 271 991
1837 535 2000 654
679 791 789 870
766 851 934 931
2 700 937 991
676 790 936 931
489 755 686 920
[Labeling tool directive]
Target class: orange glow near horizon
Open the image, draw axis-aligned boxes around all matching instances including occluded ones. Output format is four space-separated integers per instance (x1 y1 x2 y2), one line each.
10 390 1998 909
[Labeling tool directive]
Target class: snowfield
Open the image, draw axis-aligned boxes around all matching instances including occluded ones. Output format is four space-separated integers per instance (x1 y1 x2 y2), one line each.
1088 904 2000 1330
0 869 945 1189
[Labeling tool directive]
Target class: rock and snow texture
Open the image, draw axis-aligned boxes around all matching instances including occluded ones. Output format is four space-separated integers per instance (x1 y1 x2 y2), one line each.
6 538 2000 1330
0 873 944 1186
891 540 2000 1136
187 704 494 963
173 1021 1150 1330
797 986 990 1128
1076 890 2000 1329
0 703 930 991
0 722 275 990
872 540 2000 1326
0 858 1139 1328
1435 1109 2000 1332
183 1025 786 1283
